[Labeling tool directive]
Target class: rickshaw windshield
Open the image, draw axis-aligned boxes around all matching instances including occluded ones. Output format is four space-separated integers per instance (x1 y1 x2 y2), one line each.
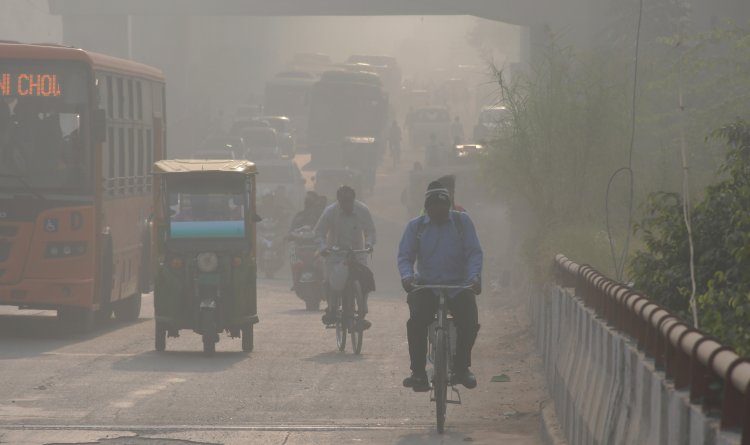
167 179 248 240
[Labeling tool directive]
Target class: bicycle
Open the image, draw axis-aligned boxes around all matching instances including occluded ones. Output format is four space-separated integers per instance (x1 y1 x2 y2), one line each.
411 284 473 434
322 246 372 354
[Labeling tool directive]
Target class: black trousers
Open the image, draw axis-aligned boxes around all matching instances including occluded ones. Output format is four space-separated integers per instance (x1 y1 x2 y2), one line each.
406 289 479 374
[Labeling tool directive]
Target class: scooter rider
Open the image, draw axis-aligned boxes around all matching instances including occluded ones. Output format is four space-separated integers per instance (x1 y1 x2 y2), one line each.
398 180 482 391
314 185 376 329
289 191 324 232
287 191 325 292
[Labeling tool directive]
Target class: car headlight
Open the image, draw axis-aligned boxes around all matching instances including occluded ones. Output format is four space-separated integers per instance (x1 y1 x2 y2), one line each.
196 252 219 273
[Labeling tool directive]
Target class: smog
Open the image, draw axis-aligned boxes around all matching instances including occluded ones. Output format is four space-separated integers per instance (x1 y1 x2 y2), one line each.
1 1 749 444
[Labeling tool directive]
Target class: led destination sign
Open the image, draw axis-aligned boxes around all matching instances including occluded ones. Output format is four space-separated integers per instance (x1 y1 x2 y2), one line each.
1 73 62 97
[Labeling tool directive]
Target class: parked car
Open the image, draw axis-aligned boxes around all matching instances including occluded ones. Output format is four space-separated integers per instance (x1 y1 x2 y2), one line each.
242 127 281 160
255 159 307 211
258 116 295 158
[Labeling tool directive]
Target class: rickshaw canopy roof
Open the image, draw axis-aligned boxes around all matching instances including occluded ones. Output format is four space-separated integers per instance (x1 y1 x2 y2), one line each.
153 159 257 175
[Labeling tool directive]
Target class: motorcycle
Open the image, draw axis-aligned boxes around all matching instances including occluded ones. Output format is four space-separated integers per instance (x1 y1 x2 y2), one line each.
257 218 285 279
287 226 325 311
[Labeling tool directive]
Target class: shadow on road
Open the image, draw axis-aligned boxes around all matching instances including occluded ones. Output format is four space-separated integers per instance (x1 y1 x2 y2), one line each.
111 350 247 373
0 315 148 360
304 350 366 364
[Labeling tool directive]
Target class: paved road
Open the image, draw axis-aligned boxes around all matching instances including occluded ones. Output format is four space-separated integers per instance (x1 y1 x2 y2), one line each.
0 149 545 445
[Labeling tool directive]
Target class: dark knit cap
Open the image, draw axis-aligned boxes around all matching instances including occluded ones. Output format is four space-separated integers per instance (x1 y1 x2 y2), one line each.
425 180 451 208
436 175 456 194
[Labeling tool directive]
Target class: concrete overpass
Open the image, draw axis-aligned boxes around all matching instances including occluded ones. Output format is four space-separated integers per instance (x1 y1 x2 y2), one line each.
48 0 750 68
47 0 585 27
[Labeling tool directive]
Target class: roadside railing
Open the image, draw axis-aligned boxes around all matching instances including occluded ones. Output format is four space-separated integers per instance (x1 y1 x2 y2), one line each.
554 254 750 445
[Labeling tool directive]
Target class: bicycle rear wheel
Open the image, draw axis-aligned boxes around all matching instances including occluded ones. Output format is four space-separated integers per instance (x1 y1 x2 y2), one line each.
350 280 364 355
434 326 448 433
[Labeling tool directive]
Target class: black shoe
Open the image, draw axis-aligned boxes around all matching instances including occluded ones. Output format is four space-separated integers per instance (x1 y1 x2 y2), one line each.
452 369 477 389
321 311 336 325
403 372 429 392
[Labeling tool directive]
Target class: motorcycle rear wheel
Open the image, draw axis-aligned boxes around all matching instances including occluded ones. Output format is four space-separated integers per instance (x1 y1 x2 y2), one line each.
299 283 322 311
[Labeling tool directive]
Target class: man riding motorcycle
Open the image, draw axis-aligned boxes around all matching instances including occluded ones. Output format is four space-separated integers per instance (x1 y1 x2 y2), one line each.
397 180 483 391
314 185 376 329
287 191 326 291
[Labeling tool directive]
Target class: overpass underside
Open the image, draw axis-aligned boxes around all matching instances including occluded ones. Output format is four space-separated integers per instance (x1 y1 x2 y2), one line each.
48 0 574 27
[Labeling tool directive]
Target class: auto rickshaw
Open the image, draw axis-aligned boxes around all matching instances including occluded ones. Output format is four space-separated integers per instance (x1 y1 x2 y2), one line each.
152 159 259 354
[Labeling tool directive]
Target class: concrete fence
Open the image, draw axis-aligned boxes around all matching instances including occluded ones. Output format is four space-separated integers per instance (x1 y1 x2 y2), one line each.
531 255 748 445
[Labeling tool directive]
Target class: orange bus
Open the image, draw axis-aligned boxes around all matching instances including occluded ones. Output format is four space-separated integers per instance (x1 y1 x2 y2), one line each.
0 42 166 331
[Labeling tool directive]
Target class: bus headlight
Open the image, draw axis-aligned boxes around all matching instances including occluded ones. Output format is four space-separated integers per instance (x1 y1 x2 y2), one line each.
196 252 219 273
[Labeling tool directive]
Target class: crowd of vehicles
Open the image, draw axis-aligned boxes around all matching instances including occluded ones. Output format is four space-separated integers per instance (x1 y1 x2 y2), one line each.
0 43 494 433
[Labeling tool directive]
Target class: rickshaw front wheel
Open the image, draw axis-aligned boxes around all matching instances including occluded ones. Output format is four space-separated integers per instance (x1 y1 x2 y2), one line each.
242 324 254 352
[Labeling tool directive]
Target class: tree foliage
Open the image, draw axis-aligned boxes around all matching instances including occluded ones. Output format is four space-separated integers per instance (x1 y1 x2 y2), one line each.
482 35 631 276
630 120 750 354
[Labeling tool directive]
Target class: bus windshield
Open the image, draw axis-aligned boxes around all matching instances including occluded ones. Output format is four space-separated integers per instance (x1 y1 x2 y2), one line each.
0 60 91 194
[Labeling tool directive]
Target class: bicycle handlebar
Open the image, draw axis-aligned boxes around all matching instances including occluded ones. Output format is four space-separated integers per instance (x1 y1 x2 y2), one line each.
321 246 373 256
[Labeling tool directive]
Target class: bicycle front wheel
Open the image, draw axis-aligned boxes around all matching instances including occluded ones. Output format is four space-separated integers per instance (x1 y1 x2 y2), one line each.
335 316 346 351
350 280 364 355
336 295 347 351
434 327 448 434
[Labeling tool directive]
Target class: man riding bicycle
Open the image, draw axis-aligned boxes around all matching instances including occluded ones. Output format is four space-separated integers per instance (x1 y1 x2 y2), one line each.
397 180 482 391
315 185 376 329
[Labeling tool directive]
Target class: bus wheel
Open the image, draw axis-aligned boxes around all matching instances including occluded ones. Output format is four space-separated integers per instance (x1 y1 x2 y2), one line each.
114 294 142 322
58 307 94 334
155 322 167 351
98 236 114 323
241 324 254 352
